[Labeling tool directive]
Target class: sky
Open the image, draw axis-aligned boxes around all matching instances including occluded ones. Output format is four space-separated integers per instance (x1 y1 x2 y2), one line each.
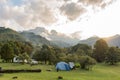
0 0 120 40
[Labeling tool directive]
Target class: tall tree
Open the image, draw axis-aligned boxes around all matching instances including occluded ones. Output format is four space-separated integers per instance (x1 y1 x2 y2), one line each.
1 43 14 62
93 39 108 62
38 45 57 64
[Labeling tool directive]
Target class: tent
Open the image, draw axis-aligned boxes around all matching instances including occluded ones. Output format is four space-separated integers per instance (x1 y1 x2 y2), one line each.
56 62 71 71
69 62 75 69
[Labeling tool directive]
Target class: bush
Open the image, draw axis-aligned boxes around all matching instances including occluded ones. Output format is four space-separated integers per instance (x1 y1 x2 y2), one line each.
79 56 96 70
74 63 80 68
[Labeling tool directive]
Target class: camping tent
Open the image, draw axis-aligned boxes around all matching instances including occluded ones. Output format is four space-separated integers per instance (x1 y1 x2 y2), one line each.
69 62 75 69
56 62 71 71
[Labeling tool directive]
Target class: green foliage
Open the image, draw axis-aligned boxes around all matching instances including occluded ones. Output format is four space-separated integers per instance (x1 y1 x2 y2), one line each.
0 27 25 41
0 42 14 62
0 41 33 62
93 39 109 62
54 47 68 62
18 52 30 64
69 44 92 56
105 47 120 65
79 56 96 70
66 54 79 62
74 63 80 68
33 45 57 64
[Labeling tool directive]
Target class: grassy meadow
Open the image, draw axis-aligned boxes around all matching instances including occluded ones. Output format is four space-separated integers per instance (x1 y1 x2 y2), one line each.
0 63 120 80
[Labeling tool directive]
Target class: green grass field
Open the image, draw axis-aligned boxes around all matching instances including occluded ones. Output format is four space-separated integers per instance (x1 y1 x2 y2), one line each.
0 63 120 80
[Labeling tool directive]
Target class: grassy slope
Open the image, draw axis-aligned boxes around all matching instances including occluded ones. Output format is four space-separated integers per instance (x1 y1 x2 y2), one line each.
0 63 120 80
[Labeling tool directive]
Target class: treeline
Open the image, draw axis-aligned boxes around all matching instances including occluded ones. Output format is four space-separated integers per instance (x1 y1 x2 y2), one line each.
0 39 120 70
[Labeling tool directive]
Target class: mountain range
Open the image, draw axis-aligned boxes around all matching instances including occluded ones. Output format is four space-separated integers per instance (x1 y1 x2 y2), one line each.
28 27 80 47
1 27 120 48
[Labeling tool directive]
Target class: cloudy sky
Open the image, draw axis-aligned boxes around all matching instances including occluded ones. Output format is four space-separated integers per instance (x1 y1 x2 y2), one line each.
0 0 120 39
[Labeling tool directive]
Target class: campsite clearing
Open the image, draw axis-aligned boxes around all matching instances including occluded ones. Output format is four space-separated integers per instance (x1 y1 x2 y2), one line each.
0 63 120 80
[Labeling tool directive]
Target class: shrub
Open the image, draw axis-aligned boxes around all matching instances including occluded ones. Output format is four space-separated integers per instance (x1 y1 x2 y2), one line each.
74 63 80 68
79 56 96 70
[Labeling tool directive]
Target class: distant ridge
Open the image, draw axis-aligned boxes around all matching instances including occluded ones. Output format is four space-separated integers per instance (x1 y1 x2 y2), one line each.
105 34 120 47
79 35 120 47
79 36 100 47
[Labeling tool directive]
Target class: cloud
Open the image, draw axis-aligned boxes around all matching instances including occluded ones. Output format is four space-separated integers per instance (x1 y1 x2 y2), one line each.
27 0 57 24
78 0 102 6
60 0 114 21
28 27 49 37
78 0 114 8
71 31 81 39
0 0 115 30
60 2 86 20
0 0 57 30
64 0 69 2
48 29 81 44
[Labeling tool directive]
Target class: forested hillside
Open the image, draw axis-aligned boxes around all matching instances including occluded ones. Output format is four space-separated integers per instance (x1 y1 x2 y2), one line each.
0 27 25 41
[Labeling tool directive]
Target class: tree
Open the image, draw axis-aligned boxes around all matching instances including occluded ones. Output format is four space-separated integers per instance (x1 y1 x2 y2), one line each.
32 50 41 61
93 39 108 62
68 44 93 58
1 43 14 62
79 56 96 70
40 45 52 64
105 47 120 65
18 52 30 64
34 45 57 64
19 42 33 55
66 54 78 62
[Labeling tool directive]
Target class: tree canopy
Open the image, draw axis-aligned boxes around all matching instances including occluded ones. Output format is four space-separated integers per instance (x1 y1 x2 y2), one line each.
93 39 109 62
105 47 120 65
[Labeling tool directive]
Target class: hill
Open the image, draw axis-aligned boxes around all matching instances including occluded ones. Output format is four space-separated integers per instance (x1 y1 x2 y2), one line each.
50 40 71 47
0 27 51 47
79 36 100 47
0 27 25 41
105 34 120 47
20 31 51 46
